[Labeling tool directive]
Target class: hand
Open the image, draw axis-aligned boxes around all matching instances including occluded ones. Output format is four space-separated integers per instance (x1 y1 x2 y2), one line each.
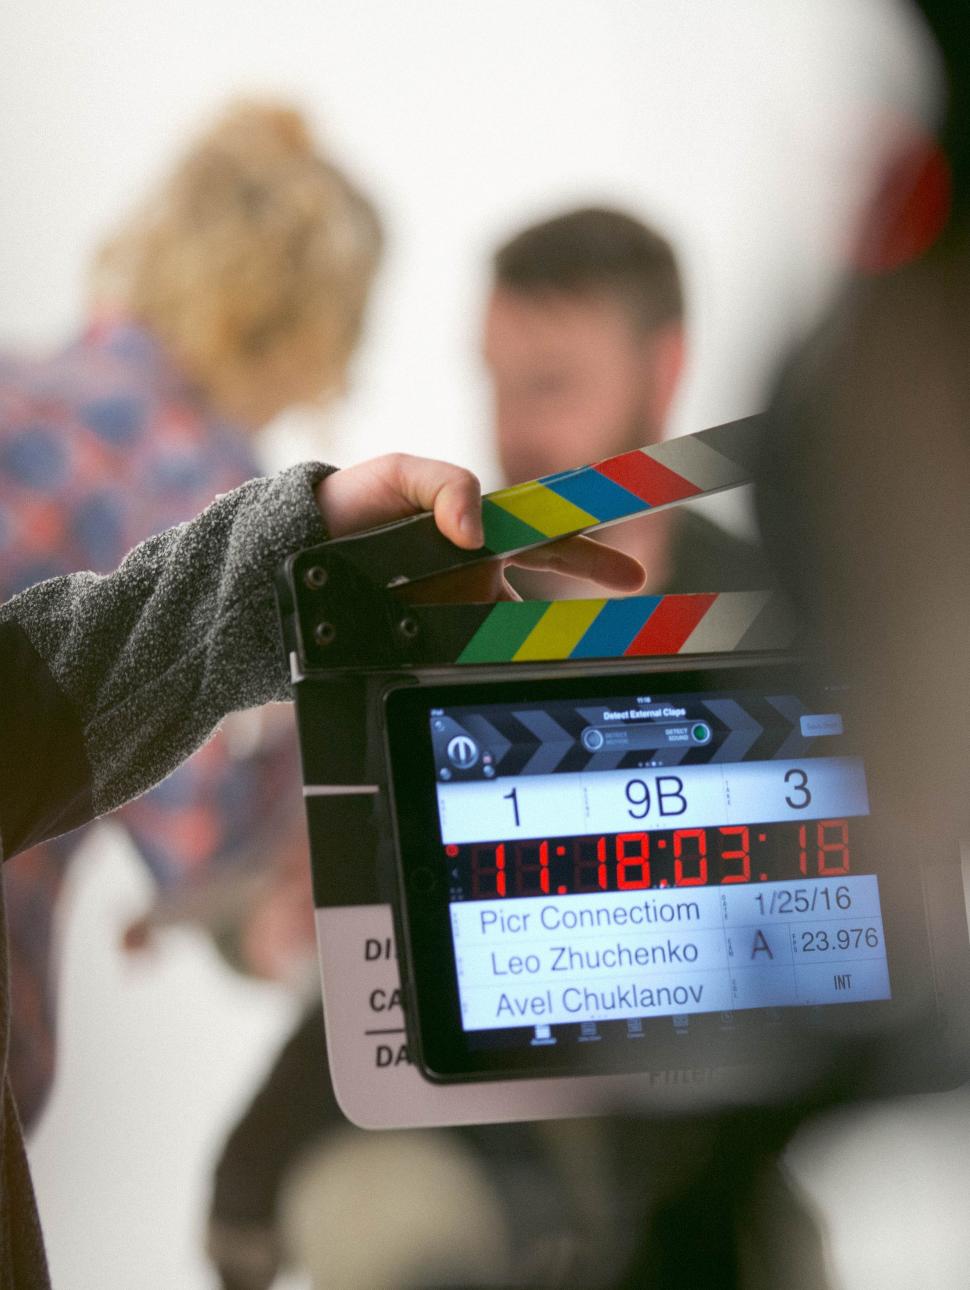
315 454 645 599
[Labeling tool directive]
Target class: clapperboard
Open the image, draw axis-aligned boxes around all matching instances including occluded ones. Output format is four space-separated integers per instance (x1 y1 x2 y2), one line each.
275 415 970 1128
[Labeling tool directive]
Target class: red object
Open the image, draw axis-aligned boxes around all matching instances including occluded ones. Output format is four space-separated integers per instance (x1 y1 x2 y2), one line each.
854 133 952 274
817 819 851 875
616 832 651 889
595 451 703 506
625 594 717 655
674 828 709 886
462 819 852 897
719 825 752 883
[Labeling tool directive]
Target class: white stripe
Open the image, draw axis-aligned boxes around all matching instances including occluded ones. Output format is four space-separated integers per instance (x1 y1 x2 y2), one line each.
680 591 771 653
303 785 381 797
646 435 752 491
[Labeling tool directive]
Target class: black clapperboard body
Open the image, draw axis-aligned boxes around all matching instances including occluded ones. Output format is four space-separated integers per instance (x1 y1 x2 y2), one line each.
276 416 970 1128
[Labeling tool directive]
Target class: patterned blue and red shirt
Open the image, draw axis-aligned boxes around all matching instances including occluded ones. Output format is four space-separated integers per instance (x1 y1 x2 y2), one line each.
0 318 305 1125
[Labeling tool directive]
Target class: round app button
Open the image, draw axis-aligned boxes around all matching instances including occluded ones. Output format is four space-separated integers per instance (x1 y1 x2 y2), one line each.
446 734 479 769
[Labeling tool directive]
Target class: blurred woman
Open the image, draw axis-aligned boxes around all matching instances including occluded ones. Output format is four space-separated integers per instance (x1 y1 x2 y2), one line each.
0 98 383 1126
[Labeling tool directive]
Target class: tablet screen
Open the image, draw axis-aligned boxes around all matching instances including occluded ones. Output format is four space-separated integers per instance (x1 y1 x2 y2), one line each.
387 663 900 1081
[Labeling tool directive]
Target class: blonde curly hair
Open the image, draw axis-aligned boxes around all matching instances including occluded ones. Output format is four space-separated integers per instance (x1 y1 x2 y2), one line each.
92 100 383 407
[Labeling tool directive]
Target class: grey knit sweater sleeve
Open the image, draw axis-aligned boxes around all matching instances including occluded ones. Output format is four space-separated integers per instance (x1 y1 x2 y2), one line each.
0 461 332 821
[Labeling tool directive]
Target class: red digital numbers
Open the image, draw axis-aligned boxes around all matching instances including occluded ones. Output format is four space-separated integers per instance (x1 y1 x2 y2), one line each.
817 818 851 875
470 842 506 897
571 837 608 892
615 833 651 889
798 819 851 876
718 826 751 883
514 840 551 895
673 828 708 885
596 835 609 891
466 818 851 897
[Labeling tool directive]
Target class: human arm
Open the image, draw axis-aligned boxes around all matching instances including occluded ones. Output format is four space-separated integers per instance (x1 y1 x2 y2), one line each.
0 454 643 862
0 462 333 859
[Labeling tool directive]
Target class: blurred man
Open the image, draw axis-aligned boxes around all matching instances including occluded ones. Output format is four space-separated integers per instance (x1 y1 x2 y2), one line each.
484 206 768 594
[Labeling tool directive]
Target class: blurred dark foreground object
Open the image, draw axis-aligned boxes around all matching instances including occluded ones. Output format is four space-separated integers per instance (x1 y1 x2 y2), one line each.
757 243 970 850
756 0 970 847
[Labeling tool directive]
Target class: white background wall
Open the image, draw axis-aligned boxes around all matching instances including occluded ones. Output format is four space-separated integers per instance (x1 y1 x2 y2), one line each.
4 3 965 1289
0 0 935 477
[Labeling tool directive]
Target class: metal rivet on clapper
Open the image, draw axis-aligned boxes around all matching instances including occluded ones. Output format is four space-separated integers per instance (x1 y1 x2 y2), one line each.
303 565 329 590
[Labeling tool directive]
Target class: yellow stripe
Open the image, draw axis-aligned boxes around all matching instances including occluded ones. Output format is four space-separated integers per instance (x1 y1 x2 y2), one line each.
488 481 598 538
513 600 605 661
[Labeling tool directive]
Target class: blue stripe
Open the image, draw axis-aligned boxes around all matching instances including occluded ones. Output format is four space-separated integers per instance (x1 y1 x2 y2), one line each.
542 467 649 521
570 596 662 658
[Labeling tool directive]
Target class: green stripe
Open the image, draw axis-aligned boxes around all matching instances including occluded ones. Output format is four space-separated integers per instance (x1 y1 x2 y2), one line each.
457 601 550 663
481 498 547 555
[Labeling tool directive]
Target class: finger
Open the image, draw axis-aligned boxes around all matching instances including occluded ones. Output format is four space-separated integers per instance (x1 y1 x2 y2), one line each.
402 558 513 604
511 536 645 592
422 464 484 550
319 454 483 548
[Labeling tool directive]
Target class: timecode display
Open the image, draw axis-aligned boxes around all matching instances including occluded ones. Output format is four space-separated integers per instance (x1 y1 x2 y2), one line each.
445 818 854 901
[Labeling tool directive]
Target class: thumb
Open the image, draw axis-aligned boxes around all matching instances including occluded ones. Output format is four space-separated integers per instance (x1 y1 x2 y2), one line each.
316 454 484 548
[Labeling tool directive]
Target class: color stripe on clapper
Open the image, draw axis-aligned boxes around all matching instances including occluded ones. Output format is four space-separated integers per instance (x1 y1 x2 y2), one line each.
511 600 604 661
479 416 762 557
625 594 717 655
455 590 784 664
455 600 549 664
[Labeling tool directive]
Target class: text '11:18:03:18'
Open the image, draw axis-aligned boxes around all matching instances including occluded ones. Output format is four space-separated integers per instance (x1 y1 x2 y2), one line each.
447 820 853 900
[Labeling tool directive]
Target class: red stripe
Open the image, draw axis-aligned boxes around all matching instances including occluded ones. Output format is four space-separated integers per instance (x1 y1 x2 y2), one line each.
624 594 717 656
595 452 702 506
